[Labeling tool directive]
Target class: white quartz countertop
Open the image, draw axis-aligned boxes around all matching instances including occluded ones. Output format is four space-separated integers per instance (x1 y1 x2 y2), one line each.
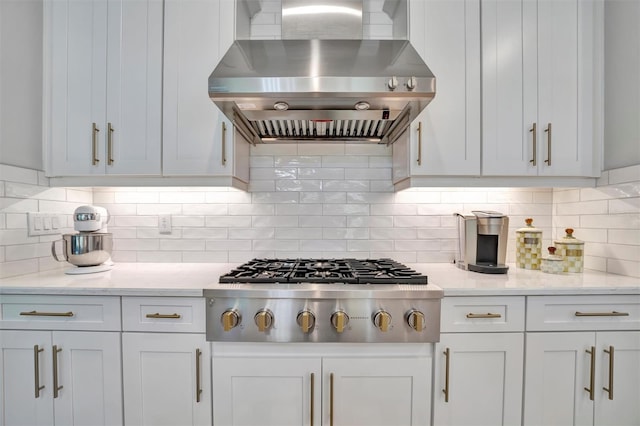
0 262 638 297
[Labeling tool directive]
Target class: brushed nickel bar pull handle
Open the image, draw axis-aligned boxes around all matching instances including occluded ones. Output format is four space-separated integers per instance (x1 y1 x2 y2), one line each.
195 348 202 403
92 122 100 165
466 312 502 319
603 346 614 400
443 347 450 402
221 121 227 166
416 121 422 166
21 311 74 317
575 311 629 317
145 313 181 319
544 122 552 165
34 345 45 398
529 123 537 166
330 373 334 426
53 345 63 398
310 373 315 426
584 346 595 400
107 122 114 165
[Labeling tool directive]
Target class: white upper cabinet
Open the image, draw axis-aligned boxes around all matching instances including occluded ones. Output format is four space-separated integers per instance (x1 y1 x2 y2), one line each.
45 0 163 176
482 0 602 177
163 0 249 183
394 0 481 186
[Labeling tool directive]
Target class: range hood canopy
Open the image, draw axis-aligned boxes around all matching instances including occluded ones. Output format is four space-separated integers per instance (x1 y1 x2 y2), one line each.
208 1 436 144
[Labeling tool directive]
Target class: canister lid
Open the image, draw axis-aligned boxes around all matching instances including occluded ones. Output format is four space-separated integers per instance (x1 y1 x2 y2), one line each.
516 218 542 233
543 246 564 261
554 228 584 245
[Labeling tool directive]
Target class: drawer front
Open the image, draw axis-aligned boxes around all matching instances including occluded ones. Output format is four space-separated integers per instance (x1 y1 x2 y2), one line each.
122 297 205 332
0 295 121 331
441 296 525 333
527 295 640 331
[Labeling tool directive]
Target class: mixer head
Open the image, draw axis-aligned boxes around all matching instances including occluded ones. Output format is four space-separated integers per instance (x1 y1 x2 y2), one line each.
74 205 109 233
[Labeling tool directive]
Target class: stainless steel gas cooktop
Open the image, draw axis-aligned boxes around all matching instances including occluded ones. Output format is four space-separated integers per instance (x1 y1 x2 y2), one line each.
205 258 442 344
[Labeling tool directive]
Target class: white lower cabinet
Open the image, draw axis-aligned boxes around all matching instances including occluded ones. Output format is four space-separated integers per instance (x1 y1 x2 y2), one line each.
433 296 525 426
524 295 640 426
121 296 210 426
0 330 122 426
212 351 432 426
0 295 123 426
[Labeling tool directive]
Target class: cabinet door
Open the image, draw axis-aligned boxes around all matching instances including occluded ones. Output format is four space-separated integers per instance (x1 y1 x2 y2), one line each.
433 333 523 426
104 0 162 175
524 332 595 426
405 0 480 176
47 0 108 176
594 331 640 426
52 331 123 426
323 357 431 426
212 357 321 426
0 331 53 426
162 0 234 176
122 333 211 426
482 0 538 176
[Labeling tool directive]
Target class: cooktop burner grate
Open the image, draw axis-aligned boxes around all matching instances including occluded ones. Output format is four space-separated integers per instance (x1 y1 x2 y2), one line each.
219 258 428 285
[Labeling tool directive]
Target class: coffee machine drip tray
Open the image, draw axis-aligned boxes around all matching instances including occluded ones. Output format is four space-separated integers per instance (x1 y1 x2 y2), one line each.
468 263 509 274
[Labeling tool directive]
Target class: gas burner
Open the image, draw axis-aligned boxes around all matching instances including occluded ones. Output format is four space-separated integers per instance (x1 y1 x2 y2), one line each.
219 258 427 285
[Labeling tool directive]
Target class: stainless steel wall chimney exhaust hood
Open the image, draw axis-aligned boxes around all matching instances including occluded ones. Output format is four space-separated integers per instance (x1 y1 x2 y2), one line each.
209 1 436 145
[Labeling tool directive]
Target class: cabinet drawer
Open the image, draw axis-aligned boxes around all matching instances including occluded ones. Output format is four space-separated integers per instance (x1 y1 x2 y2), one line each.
0 295 121 331
526 295 640 331
122 297 205 332
441 296 525 333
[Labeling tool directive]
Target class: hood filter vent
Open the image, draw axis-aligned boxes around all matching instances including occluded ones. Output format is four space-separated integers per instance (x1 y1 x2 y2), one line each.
254 119 391 142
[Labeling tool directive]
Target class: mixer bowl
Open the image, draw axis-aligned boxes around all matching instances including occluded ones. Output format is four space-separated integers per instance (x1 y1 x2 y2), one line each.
52 233 113 267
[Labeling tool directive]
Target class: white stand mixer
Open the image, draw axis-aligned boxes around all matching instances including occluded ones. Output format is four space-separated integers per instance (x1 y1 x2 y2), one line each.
51 205 114 274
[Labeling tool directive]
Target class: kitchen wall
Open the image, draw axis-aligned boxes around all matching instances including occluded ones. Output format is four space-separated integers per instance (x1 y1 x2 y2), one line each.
1 152 638 280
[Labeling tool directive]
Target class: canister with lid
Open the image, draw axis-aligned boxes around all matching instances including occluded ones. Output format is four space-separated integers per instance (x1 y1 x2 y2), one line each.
540 246 565 274
515 218 542 270
554 228 584 272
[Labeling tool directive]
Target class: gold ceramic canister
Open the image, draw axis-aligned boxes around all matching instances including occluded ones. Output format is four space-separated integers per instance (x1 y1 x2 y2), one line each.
541 246 565 274
554 228 584 272
515 218 542 270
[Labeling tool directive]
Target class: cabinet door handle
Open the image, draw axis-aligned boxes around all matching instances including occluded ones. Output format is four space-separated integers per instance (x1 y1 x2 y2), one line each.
21 310 74 317
442 347 450 402
603 346 614 400
195 348 202 403
34 345 45 398
107 122 114 165
53 345 63 398
221 121 227 166
92 123 100 165
466 312 502 319
329 372 334 426
310 373 315 426
544 123 551 165
575 311 629 317
145 313 181 319
584 346 595 400
529 123 537 166
416 121 422 166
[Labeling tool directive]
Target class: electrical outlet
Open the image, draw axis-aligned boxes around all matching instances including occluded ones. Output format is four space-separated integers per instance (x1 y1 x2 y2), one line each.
159 214 172 234
28 212 63 236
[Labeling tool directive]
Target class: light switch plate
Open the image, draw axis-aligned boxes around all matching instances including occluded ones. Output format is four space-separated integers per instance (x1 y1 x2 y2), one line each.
28 212 64 236
159 214 172 234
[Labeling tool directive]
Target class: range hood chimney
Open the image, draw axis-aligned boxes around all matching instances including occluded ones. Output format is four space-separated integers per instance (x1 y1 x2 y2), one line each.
209 0 435 145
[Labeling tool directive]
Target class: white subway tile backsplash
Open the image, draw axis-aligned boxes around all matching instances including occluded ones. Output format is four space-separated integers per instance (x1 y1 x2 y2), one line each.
137 204 183 215
299 216 346 228
205 216 251 228
275 179 323 192
345 168 391 180
607 259 640 278
275 228 322 240
0 164 38 185
608 164 640 185
182 228 228 239
252 192 299 204
205 240 252 251
161 239 205 251
253 215 298 228
347 215 393 228
347 240 393 252
322 180 370 192
137 251 182 262
394 216 440 228
159 191 206 204
275 156 322 167
394 240 441 252
556 200 609 216
609 197 640 214
608 229 640 245
172 216 206 227
183 251 229 262
182 204 228 215
345 144 391 156
299 239 347 252
321 156 369 168
580 214 639 229
298 168 344 180
275 204 321 215
251 167 297 180
298 144 345 156
228 228 275 240
370 228 417 240
253 239 299 251
371 204 417 216
250 156 275 168
115 191 159 203
6 213 27 229
323 228 369 240
300 192 346 204
323 204 369 216
346 192 394 204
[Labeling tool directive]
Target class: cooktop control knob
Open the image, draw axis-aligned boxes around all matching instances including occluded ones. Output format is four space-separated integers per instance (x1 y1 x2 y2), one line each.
221 309 241 332
406 309 425 332
372 310 392 332
296 310 316 333
406 76 417 91
331 311 349 333
254 309 274 332
387 76 398 91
